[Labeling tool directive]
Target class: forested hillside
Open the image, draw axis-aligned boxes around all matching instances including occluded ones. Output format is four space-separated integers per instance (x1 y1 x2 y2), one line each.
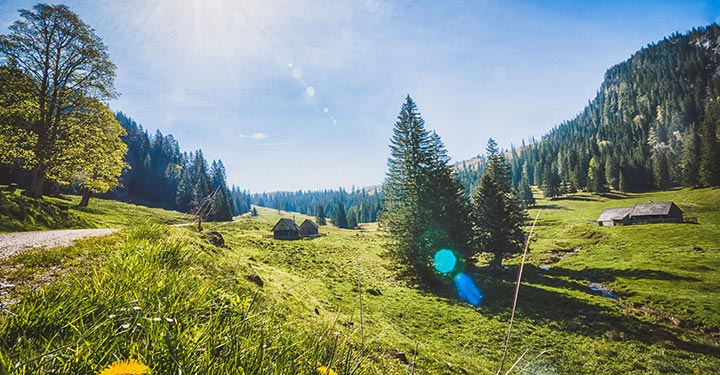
460 25 720 195
111 113 245 220
521 24 720 192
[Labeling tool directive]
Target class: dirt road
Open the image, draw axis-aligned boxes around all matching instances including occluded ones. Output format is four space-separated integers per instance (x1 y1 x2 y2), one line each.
0 228 118 261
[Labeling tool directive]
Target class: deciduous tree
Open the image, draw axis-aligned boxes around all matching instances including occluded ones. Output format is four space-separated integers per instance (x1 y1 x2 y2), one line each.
0 4 116 197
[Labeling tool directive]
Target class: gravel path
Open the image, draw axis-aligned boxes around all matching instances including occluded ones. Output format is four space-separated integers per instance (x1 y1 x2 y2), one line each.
0 228 118 261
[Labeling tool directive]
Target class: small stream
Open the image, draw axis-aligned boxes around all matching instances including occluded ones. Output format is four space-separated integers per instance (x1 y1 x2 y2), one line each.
539 247 619 300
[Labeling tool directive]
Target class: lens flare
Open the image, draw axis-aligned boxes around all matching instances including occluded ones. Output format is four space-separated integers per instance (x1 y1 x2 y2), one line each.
454 272 483 306
433 248 457 274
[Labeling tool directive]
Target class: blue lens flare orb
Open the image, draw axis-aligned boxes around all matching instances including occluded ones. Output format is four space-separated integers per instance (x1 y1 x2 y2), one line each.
433 248 457 274
454 272 483 306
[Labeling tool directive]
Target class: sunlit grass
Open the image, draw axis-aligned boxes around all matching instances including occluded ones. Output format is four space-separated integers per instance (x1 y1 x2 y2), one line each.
0 191 186 232
1 189 719 374
0 225 373 374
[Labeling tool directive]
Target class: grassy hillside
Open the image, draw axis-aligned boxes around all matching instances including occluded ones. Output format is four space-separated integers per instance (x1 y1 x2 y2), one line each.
0 191 186 232
1 189 718 374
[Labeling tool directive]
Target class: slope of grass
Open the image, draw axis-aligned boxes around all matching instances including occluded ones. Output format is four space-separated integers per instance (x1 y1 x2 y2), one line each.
1 188 718 374
0 225 382 374
0 191 186 232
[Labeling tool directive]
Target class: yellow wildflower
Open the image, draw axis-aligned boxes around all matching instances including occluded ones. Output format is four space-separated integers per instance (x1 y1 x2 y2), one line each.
98 359 150 375
317 364 338 375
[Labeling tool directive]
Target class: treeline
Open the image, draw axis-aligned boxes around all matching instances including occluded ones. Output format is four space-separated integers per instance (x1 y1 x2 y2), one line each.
457 25 720 196
113 113 246 221
251 188 382 227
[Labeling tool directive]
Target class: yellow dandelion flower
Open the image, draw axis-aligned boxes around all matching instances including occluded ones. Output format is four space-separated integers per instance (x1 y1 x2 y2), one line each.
98 359 150 375
317 364 338 375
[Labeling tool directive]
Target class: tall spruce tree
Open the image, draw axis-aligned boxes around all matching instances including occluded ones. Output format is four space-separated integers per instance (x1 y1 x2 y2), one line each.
334 202 348 229
381 96 471 283
316 203 327 225
518 176 535 207
586 156 609 193
681 124 701 187
471 139 526 273
542 167 561 199
700 98 720 186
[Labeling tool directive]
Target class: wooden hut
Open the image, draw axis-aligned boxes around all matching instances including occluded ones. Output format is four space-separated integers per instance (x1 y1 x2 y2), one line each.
272 218 300 240
596 207 632 226
299 219 319 237
594 201 685 226
628 202 684 224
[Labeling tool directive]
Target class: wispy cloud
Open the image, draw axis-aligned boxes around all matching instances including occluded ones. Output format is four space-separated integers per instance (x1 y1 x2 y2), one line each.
238 132 268 140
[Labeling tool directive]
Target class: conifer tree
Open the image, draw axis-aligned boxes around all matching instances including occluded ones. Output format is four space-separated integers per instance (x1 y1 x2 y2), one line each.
471 139 526 273
700 98 720 186
316 203 327 225
518 177 535 207
586 156 609 193
334 202 348 229
542 167 561 199
681 124 701 187
347 207 358 229
381 96 470 283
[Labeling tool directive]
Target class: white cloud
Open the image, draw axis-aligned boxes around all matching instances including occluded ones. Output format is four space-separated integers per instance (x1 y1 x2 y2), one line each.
238 132 268 140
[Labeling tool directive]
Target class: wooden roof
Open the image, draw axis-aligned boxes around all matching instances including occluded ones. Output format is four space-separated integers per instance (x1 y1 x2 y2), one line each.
299 219 318 229
596 201 682 221
272 218 299 232
629 202 677 217
597 207 632 222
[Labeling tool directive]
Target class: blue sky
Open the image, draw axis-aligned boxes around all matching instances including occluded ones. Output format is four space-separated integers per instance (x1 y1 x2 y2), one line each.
1 1 718 192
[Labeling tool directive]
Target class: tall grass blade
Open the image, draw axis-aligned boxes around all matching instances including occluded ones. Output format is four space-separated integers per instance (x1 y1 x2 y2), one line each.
496 210 541 375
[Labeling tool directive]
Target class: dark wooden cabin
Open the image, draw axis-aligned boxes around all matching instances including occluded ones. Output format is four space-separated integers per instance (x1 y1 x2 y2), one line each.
594 201 685 226
272 218 300 240
628 202 684 224
299 219 319 237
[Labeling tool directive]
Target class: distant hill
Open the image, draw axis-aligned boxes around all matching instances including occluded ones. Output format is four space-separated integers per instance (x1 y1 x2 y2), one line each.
457 24 720 193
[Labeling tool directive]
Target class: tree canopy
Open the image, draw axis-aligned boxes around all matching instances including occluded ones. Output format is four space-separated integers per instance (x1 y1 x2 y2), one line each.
381 96 470 283
0 3 116 197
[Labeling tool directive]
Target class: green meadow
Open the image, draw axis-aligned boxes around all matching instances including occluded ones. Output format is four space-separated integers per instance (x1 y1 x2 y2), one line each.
1 188 718 374
0 191 187 232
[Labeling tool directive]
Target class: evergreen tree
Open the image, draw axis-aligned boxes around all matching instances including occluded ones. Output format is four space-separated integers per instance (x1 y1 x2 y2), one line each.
334 202 348 229
347 207 358 229
316 203 327 225
542 167 561 199
652 150 671 190
604 156 619 190
586 156 609 193
681 124 701 187
518 177 535 207
381 96 471 283
471 139 526 273
700 98 720 186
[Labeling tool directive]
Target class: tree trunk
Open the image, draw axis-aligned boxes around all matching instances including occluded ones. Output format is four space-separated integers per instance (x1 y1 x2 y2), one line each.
79 190 92 207
490 254 503 274
28 168 45 198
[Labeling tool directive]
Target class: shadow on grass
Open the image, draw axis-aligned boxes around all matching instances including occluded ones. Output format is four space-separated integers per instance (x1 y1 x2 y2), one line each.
601 192 630 200
555 195 599 202
532 204 570 210
462 265 718 356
